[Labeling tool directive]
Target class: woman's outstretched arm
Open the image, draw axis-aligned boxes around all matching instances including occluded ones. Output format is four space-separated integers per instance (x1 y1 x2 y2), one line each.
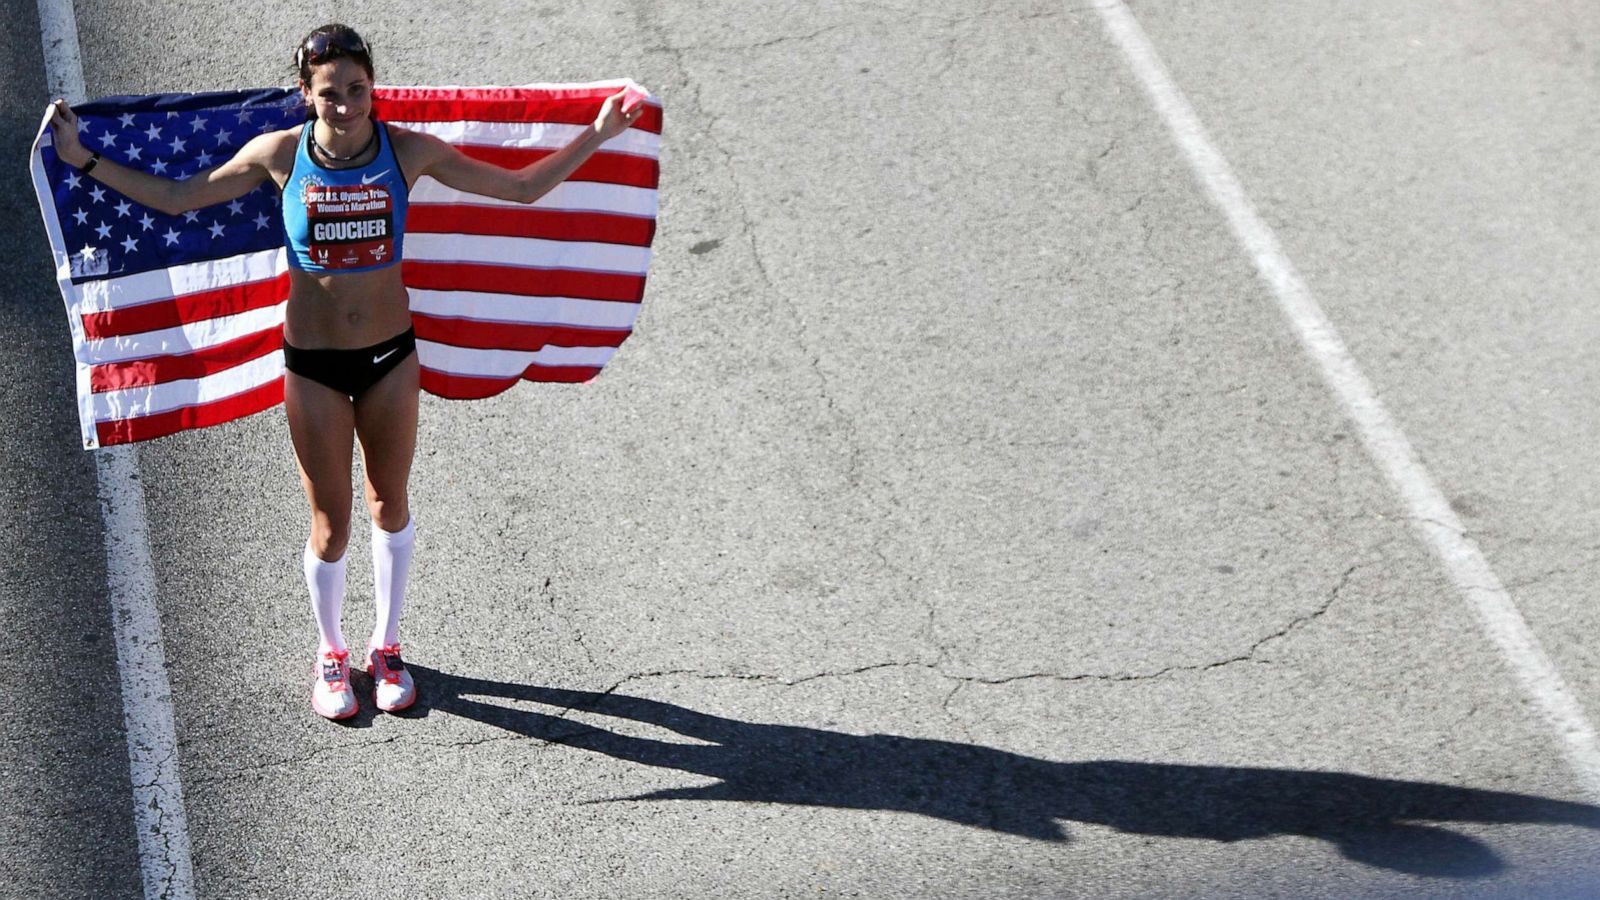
407 88 646 205
47 99 281 216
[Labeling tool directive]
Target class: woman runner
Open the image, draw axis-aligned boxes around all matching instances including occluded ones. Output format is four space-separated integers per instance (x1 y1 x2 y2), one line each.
47 23 645 720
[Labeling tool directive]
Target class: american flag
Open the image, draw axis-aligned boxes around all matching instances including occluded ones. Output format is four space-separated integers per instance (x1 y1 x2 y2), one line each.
28 82 661 449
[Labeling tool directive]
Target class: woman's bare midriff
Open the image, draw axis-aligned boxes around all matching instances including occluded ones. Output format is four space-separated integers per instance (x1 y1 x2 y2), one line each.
284 265 413 350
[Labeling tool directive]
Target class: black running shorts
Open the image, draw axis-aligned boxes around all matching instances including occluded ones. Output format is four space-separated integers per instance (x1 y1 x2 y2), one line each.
282 328 417 398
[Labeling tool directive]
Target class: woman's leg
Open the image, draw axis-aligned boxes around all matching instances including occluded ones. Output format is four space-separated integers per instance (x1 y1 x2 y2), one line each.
355 353 421 649
286 370 361 719
285 371 357 650
353 354 421 711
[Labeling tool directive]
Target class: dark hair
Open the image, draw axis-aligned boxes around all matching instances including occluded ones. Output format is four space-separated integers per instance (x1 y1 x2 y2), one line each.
293 24 374 85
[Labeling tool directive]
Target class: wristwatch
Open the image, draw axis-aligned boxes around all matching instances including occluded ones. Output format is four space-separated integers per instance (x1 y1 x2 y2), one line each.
80 151 100 174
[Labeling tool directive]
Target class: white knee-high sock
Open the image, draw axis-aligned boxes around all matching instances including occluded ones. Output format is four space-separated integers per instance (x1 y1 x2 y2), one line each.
304 543 348 652
371 516 415 648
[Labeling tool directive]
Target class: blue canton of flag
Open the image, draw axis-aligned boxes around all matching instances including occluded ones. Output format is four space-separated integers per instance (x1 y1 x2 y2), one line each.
45 88 307 283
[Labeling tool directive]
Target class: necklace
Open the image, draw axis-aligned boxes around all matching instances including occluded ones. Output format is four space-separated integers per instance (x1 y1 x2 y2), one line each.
311 121 376 164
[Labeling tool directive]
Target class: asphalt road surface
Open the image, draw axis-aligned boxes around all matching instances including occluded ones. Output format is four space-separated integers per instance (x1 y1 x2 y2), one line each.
5 0 1600 897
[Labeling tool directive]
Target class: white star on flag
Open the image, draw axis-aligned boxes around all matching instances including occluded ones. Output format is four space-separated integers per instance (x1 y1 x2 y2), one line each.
208 222 225 238
196 150 213 167
89 185 106 203
126 145 142 161
253 212 270 230
144 123 162 140
227 199 245 215
189 114 206 131
182 210 200 223
168 135 187 153
72 208 89 225
217 128 233 144
94 222 112 239
139 213 155 231
121 235 139 253
162 228 180 246
114 199 132 217
150 159 168 174
65 171 81 190
79 244 97 260
118 113 136 128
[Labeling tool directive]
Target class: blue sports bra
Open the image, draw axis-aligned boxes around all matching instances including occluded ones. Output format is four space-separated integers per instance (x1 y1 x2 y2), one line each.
282 119 410 273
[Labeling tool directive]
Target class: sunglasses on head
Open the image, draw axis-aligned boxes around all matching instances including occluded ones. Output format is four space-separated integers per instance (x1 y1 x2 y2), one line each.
297 31 369 68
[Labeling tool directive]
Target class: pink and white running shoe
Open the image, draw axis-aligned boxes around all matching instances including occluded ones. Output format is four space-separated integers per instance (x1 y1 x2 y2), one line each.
311 646 358 720
367 643 416 712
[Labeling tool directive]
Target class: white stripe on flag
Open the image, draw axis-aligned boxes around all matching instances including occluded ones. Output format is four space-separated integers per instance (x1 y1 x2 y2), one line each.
379 78 657 94
73 247 285 312
410 178 658 217
82 303 286 365
405 233 653 275
418 339 614 377
394 120 661 158
410 289 641 330
91 350 283 420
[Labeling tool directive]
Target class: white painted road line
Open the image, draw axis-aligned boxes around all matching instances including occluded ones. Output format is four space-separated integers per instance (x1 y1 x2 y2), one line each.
94 447 196 900
1090 0 1600 801
35 1 198 897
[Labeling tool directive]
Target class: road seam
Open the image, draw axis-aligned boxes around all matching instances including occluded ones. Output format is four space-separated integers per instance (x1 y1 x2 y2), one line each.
1089 0 1600 800
35 1 198 897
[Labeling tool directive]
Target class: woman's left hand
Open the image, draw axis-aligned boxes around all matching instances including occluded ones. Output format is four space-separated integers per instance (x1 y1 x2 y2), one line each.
593 89 646 141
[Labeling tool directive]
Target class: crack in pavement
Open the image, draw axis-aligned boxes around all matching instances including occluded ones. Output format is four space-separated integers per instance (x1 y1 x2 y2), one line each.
600 559 1371 691
899 435 1093 453
635 0 868 495
185 554 1372 770
180 730 555 784
183 734 406 784
542 575 598 669
1500 555 1600 591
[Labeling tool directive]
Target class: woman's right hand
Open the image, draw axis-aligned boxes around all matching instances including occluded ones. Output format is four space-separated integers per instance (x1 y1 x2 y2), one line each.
48 99 91 169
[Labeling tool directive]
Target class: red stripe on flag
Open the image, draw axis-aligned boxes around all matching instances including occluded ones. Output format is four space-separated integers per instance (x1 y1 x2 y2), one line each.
419 368 517 399
95 377 285 446
81 273 289 340
374 90 662 133
420 365 599 398
405 204 656 246
89 328 283 392
454 146 659 188
413 314 630 351
401 261 647 302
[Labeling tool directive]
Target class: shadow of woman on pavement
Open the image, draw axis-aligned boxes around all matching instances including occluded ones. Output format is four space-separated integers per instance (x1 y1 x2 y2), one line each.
408 666 1600 878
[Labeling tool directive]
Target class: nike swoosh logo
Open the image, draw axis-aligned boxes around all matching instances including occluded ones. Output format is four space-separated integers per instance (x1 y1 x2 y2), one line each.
373 347 399 365
361 169 392 186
